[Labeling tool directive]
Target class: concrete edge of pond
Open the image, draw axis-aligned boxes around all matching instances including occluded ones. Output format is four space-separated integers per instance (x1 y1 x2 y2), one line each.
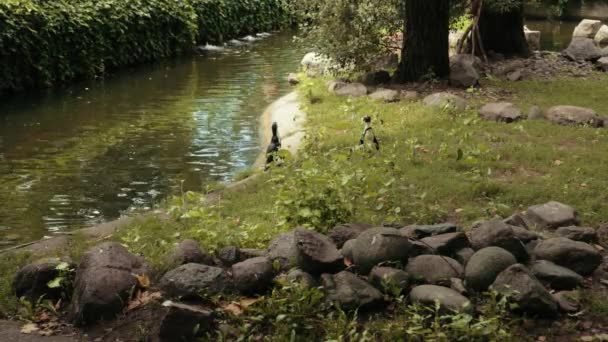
1 91 306 257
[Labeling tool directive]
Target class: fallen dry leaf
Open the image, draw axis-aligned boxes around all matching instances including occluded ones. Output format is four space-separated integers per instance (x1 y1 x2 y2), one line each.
239 298 262 308
127 291 163 311
21 323 39 334
222 303 244 316
553 160 563 166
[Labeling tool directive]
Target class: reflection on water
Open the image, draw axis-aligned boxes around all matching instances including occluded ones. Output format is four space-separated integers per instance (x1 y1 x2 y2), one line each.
525 20 579 51
0 32 303 244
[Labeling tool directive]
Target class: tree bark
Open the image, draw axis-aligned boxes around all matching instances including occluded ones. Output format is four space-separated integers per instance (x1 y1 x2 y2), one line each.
395 0 450 82
478 1 529 57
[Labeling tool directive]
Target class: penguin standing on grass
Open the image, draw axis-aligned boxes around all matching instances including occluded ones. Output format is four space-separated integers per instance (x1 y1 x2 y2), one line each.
360 115 380 151
266 122 281 165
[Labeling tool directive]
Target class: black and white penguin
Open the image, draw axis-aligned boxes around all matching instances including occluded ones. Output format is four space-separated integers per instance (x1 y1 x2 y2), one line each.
266 122 281 164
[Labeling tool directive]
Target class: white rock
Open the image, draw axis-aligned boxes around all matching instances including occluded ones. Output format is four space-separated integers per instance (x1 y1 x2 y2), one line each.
595 25 608 48
572 19 603 39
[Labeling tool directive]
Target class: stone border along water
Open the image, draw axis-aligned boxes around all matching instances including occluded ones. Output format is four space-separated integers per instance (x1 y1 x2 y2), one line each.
0 90 306 256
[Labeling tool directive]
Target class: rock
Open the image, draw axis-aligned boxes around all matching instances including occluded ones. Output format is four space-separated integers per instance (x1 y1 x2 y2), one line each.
231 257 274 294
573 19 603 39
341 239 356 261
408 240 435 257
160 263 231 299
450 278 468 295
69 242 149 325
169 240 214 267
321 271 383 310
527 106 544 120
159 301 213 341
327 80 347 92
287 73 300 85
564 38 603 61
420 232 470 256
597 57 608 72
410 285 473 314
368 266 409 294
333 83 368 97
217 246 240 267
556 226 598 243
329 223 372 248
530 260 583 290
352 227 411 274
401 91 420 102
534 237 601 276
239 248 266 261
469 219 529 262
454 248 475 265
525 28 541 51
406 255 463 286
495 59 526 76
598 223 608 245
423 92 467 111
362 70 391 86
285 268 316 288
295 228 343 274
465 247 517 292
553 291 580 313
507 70 523 82
450 54 482 88
525 201 580 230
546 105 603 127
267 231 297 271
400 223 459 239
369 89 400 103
511 226 540 243
478 102 523 123
595 25 608 48
491 264 558 316
14 257 74 302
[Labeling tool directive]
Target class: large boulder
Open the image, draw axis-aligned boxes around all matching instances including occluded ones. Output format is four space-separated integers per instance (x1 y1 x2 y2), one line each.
321 271 383 310
465 247 517 292
511 226 540 243
369 89 400 103
545 105 603 127
469 219 529 262
159 301 213 341
491 264 558 316
419 232 470 256
231 257 274 294
423 92 467 111
294 228 343 274
450 54 482 88
328 223 373 248
267 231 297 271
14 257 74 303
572 19 603 39
69 242 149 325
410 285 474 314
333 83 368 97
530 260 583 290
169 239 214 267
563 38 603 61
555 226 598 243
341 239 356 261
595 25 608 48
368 267 410 294
533 237 601 276
478 102 523 123
352 227 411 274
406 255 463 286
525 27 541 51
160 263 231 299
400 223 459 239
524 201 580 230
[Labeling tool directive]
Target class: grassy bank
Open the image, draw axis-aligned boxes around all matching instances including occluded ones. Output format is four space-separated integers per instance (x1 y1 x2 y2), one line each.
0 0 293 94
2 73 608 339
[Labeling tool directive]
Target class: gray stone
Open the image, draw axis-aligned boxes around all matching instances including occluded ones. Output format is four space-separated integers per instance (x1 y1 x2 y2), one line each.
479 102 523 123
595 25 608 47
321 271 383 310
287 73 300 85
564 38 603 61
545 106 603 127
169 239 214 267
556 226 598 243
530 260 583 290
362 70 391 86
70 242 149 325
267 231 297 271
454 248 475 266
465 247 517 292
329 223 373 248
527 106 544 120
573 19 603 39
285 268 317 288
408 240 435 257
341 239 356 262
159 301 213 341
402 91 420 102
534 237 601 276
369 89 400 102
410 285 474 314
507 70 523 82
352 227 411 274
450 54 482 88
491 264 558 316
503 213 530 229
14 257 74 303
469 218 529 262
423 92 467 111
333 83 368 97
553 291 580 313
160 263 231 299
327 80 347 92
369 266 410 294
231 257 274 294
420 232 471 256
450 278 468 295
525 201 580 230
511 226 540 243
599 57 608 72
217 246 240 267
406 255 463 286
239 248 266 261
400 223 459 239
295 228 343 274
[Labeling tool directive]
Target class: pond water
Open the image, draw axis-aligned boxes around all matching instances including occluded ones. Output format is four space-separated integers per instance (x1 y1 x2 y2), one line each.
0 32 303 246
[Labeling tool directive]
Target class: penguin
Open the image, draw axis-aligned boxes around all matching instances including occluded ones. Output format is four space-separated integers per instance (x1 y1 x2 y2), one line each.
266 122 281 164
359 115 380 151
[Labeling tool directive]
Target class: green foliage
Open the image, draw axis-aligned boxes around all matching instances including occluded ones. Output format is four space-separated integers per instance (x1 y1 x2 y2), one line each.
0 0 293 93
0 253 31 316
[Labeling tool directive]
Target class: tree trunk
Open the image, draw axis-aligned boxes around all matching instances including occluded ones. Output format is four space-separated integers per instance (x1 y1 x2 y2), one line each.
396 0 450 82
478 1 529 57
